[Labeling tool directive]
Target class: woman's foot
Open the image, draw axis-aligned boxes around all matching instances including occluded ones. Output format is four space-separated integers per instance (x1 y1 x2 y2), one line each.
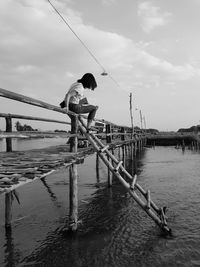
86 128 91 133
86 120 92 132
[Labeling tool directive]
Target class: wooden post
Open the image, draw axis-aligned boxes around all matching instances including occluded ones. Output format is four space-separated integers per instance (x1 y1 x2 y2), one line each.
96 152 100 183
138 139 140 152
139 139 142 152
107 154 112 187
146 190 151 210
69 115 78 152
69 115 78 231
108 148 115 187
122 145 126 166
118 146 121 159
106 124 112 186
121 127 125 141
106 124 112 143
69 164 78 231
5 192 12 228
129 93 134 138
5 116 12 152
130 142 133 159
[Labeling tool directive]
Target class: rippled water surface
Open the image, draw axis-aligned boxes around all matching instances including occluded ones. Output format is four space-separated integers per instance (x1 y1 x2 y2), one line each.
0 145 200 267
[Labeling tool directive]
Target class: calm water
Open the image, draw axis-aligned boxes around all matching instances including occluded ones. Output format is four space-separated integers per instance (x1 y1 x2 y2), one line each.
0 143 200 267
0 137 68 152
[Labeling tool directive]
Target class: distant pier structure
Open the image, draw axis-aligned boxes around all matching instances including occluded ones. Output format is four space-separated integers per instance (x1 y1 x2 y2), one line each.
147 132 200 150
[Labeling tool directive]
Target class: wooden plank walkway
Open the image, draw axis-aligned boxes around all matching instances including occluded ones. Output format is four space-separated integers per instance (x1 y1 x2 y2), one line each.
0 144 94 195
0 137 141 195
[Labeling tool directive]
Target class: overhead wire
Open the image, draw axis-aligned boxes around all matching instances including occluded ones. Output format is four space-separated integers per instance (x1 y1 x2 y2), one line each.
46 0 122 89
46 0 106 73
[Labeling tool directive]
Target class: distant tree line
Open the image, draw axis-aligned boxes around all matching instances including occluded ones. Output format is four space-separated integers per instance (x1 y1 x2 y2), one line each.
144 128 159 134
177 125 200 133
54 129 68 133
15 121 38 131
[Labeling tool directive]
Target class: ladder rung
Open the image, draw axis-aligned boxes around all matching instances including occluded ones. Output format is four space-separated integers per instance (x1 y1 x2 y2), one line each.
130 174 137 190
99 145 109 153
114 161 123 172
146 190 151 209
160 207 167 226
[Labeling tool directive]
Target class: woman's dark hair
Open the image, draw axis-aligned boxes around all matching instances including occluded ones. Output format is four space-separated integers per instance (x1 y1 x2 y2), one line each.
77 73 97 90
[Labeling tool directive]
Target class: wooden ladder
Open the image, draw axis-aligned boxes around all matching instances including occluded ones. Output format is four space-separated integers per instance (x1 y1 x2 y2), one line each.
78 116 172 235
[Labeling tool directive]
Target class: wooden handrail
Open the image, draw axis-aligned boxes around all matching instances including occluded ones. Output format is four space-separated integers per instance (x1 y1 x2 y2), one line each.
0 88 133 130
0 131 143 139
0 112 70 125
0 131 78 138
0 87 77 117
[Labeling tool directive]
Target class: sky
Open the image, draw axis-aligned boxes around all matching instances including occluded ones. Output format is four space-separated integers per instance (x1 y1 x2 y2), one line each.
1 0 200 131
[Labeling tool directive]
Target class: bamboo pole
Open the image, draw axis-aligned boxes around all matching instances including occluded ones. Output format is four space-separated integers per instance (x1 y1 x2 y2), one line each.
122 145 126 166
69 116 78 231
106 124 112 143
5 116 12 152
118 146 121 159
0 87 77 117
106 124 112 186
107 154 112 187
121 127 125 141
96 153 100 183
129 93 134 137
146 190 151 209
139 110 143 131
0 112 70 125
69 164 78 231
5 192 12 228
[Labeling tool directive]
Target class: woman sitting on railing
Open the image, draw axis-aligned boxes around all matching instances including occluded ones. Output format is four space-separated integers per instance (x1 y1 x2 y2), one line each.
60 73 98 132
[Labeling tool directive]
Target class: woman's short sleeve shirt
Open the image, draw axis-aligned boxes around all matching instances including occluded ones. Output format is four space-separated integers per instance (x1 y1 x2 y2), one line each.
68 82 84 104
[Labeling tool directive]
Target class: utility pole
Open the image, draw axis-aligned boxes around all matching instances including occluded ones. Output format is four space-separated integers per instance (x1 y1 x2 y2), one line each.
129 93 134 135
139 110 143 131
143 116 146 132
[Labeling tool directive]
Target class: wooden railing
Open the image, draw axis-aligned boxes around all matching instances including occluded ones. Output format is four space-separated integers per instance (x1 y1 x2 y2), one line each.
0 87 141 152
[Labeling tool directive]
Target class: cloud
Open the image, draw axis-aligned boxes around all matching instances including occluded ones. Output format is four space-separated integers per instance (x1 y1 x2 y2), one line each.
134 50 199 80
137 1 172 33
1 0 199 99
101 0 116 7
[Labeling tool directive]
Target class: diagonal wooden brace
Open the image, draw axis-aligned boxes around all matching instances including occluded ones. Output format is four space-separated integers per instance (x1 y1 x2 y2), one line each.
114 161 123 172
146 190 151 209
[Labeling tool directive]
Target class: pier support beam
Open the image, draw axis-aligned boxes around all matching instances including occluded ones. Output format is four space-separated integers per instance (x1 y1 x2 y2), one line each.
69 164 78 231
106 124 112 187
96 153 100 183
5 192 12 228
5 116 12 152
69 116 78 231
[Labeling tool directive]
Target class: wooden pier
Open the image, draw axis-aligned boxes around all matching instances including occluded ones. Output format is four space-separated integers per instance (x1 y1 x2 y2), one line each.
147 132 200 150
0 88 146 231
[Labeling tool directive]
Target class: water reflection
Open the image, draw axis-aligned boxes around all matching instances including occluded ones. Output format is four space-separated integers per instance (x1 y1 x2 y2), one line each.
4 228 21 267
21 182 141 266
40 178 61 208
